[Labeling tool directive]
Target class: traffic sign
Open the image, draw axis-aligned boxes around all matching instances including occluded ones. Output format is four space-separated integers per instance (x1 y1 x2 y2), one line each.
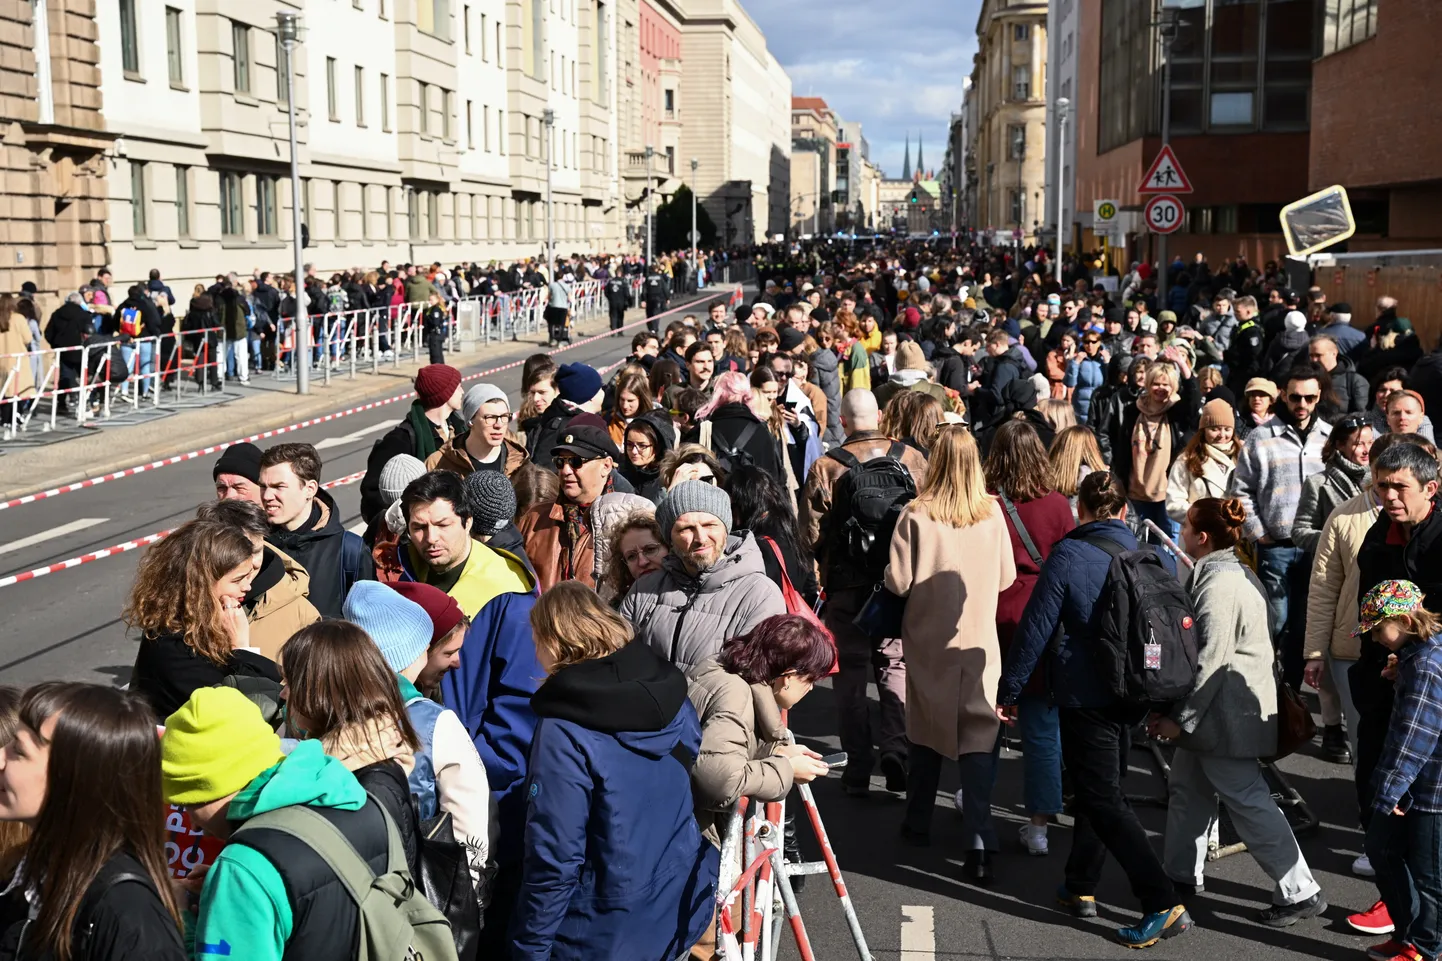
1094 199 1119 224
1138 144 1193 195
1144 194 1185 234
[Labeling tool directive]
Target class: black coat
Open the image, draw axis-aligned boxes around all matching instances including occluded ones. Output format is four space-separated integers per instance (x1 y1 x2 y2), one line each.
129 632 280 721
1328 355 1369 414
1410 351 1442 423
44 302 92 350
688 403 782 476
267 490 374 618
358 407 467 524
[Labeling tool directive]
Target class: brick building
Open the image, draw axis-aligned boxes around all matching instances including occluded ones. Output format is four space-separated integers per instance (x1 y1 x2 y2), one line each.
0 0 112 310
1309 0 1442 250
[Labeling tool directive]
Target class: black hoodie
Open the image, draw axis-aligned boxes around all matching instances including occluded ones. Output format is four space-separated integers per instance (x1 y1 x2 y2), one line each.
267 489 373 618
530 640 688 734
619 409 676 503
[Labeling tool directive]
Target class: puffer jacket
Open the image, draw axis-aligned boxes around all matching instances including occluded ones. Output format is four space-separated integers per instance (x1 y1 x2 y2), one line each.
1165 444 1236 522
1066 354 1106 424
807 347 844 446
590 492 655 590
1198 310 1238 354
1328 354 1369 414
618 532 787 678
1291 453 1369 553
246 546 322 661
1304 489 1378 663
686 657 790 845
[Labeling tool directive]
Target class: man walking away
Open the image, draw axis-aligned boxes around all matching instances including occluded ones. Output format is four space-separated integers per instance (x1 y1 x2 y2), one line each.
605 272 630 335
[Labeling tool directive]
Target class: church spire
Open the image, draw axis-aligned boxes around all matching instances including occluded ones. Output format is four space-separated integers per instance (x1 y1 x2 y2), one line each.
916 133 924 181
901 132 911 182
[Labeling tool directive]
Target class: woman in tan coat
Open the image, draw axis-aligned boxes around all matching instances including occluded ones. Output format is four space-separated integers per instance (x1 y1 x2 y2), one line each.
0 294 37 414
886 424 1016 882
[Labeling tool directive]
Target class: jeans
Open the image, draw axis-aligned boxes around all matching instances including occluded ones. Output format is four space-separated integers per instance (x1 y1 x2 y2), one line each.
1329 654 1361 762
1018 694 1063 816
1257 543 1306 688
1164 749 1320 905
825 587 908 786
249 332 262 369
1368 809 1442 960
1059 706 1177 914
136 340 156 394
1129 498 1179 541
904 742 998 851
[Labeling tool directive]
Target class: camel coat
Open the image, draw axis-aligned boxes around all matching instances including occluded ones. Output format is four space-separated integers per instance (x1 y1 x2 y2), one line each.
0 318 36 399
885 499 1016 758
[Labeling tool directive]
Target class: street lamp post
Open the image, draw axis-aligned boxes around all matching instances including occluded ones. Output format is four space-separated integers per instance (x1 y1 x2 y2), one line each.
1157 10 1180 304
543 109 555 281
1054 97 1069 284
644 145 654 267
276 10 308 394
690 158 698 284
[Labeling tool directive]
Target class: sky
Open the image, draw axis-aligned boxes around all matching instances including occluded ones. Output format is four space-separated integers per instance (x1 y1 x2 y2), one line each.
743 0 980 181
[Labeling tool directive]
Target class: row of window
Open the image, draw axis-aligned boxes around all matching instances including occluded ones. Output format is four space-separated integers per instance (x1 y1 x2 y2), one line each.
128 163 601 245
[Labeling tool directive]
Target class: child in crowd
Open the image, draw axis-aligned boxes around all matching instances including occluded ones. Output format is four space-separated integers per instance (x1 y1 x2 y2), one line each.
1363 580 1442 961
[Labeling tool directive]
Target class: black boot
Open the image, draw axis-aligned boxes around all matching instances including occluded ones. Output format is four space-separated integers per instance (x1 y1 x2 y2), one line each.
962 850 994 885
1321 724 1352 764
783 807 805 893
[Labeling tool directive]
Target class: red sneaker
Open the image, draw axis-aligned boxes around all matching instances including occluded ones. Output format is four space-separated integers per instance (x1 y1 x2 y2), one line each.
1367 942 1421 961
1351 900 1396 935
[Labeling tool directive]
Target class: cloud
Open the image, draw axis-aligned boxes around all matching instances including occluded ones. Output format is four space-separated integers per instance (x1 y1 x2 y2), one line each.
744 0 980 178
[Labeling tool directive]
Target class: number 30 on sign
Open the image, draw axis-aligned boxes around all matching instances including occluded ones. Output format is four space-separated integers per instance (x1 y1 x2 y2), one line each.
1144 194 1184 235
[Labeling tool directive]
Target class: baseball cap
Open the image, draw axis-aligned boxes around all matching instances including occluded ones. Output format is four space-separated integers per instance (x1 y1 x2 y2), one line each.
1354 579 1428 636
550 424 622 462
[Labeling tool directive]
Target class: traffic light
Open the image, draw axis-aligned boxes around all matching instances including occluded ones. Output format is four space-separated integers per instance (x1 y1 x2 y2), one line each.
909 195 917 204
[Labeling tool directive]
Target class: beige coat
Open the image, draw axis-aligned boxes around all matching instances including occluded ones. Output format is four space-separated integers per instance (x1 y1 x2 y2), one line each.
1305 489 1379 662
686 658 790 846
0 318 36 399
885 499 1016 758
1165 444 1235 522
248 546 322 662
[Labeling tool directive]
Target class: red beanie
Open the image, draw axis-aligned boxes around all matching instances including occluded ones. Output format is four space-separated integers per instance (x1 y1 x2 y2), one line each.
414 364 462 408
389 581 465 644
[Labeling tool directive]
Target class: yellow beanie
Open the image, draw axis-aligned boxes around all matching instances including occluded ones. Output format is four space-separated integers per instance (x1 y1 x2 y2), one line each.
162 687 284 806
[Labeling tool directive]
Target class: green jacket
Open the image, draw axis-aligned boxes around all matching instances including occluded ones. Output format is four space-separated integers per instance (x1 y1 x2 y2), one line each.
191 740 367 961
405 275 435 305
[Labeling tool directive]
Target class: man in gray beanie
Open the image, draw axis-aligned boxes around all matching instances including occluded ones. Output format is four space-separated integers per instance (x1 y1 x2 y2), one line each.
619 480 785 678
428 382 528 479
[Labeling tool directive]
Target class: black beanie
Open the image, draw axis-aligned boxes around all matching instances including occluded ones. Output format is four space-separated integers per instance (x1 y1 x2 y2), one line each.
213 442 263 483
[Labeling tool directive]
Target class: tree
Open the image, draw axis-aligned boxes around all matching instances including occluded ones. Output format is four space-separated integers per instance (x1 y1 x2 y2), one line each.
653 185 717 251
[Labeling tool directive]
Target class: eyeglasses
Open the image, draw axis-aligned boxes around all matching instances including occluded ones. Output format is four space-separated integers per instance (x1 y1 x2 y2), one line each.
625 439 654 452
1287 392 1321 404
695 471 718 485
622 542 667 565
553 454 600 471
477 413 510 426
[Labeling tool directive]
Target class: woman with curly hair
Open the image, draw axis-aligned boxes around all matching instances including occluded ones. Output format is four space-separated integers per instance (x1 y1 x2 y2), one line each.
602 510 667 605
126 520 280 719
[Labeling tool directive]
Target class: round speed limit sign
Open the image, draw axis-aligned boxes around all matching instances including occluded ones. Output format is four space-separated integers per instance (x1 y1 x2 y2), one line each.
1144 194 1184 234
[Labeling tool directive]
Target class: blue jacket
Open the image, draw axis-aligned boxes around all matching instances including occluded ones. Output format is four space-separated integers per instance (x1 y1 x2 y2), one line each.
1322 319 1369 360
401 543 542 866
1066 355 1106 425
512 642 718 961
999 520 1177 709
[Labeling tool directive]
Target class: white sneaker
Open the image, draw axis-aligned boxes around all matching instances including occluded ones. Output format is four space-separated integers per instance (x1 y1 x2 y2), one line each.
1019 823 1049 856
1353 854 1376 878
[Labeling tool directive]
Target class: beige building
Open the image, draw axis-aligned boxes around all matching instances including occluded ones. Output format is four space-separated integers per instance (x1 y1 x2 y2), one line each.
0 0 112 308
968 0 1047 241
790 95 836 236
96 0 625 295
857 157 882 230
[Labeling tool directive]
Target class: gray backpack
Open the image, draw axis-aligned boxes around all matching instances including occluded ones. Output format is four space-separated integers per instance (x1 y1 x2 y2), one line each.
234 801 459 961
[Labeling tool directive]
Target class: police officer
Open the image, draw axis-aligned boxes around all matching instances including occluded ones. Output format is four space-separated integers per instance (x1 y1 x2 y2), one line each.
605 272 630 336
644 266 668 333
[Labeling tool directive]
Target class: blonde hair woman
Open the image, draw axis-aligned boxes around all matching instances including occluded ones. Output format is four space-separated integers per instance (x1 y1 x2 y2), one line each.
1048 425 1106 521
1106 355 1199 539
515 582 717 960
885 425 1016 881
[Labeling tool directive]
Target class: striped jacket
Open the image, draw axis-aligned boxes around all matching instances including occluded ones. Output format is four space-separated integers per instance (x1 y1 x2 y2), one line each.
1227 417 1331 543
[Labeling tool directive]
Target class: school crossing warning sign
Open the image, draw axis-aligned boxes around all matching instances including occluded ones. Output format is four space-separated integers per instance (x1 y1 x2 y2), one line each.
1137 145 1193 195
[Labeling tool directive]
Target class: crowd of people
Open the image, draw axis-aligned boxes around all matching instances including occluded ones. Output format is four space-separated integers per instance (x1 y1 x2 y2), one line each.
5 237 1442 961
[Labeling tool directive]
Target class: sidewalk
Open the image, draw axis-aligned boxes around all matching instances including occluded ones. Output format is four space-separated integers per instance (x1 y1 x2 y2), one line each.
0 306 639 502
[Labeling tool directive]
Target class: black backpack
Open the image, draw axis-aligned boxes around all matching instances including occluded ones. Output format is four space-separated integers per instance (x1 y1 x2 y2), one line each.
824 442 917 582
706 421 762 474
1082 535 1201 706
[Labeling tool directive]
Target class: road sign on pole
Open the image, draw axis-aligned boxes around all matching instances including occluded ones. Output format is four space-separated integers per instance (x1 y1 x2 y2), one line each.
1138 144 1193 195
1144 194 1185 234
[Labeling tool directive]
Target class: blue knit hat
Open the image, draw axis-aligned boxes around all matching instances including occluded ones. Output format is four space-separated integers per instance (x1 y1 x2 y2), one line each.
555 363 602 405
342 581 434 672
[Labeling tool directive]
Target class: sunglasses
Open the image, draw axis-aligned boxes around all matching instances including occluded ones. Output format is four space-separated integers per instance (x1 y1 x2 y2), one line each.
553 454 601 471
1287 392 1321 404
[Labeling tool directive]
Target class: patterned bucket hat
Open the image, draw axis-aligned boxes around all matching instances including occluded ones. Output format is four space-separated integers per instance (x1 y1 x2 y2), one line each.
1354 579 1428 636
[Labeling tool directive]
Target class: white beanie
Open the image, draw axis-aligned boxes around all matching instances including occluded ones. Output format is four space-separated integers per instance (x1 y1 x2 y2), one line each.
1284 310 1307 332
379 454 426 505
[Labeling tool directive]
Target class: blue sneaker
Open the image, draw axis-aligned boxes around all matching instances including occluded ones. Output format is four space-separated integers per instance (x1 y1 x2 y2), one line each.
1056 884 1098 918
1115 905 1193 948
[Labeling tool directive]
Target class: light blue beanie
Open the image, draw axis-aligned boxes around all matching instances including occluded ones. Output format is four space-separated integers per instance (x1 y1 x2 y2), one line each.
342 581 433 672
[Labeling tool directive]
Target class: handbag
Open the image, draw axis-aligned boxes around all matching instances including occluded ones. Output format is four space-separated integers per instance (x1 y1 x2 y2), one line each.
418 810 484 961
1267 660 1317 762
761 536 837 673
853 581 907 640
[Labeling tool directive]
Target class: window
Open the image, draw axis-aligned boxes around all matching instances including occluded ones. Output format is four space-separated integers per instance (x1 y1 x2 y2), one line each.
1323 0 1377 55
380 73 391 130
496 21 503 67
498 109 505 154
354 66 365 125
1265 0 1315 130
466 99 474 148
1011 64 1030 100
231 21 251 94
408 189 420 238
417 81 429 135
165 7 184 86
1007 123 1026 160
1097 0 1150 151
664 88 675 118
595 1 608 101
257 175 278 236
1009 188 1024 225
175 166 190 238
483 104 490 150
275 35 289 105
220 171 243 236
326 58 338 120
1210 90 1254 126
443 90 454 140
385 187 394 240
360 185 371 239
1013 23 1030 41
481 13 488 59
427 192 439 239
463 5 471 53
418 0 450 39
665 146 675 174
130 162 147 238
119 0 140 76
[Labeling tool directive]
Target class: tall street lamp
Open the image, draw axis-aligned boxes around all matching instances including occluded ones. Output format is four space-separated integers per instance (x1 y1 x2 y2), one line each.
644 144 654 267
1054 97 1069 284
689 157 698 283
1156 6 1181 303
543 109 555 280
276 10 308 394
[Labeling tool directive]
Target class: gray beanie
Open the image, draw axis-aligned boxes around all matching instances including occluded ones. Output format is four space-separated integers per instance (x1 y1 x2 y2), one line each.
462 469 517 535
655 480 732 545
462 383 509 424
379 454 427 505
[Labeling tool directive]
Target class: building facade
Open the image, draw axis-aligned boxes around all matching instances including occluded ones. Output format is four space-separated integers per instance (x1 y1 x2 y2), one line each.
1 0 112 307
1309 0 1442 250
790 95 835 236
967 0 1047 242
1043 0 1078 252
834 114 867 232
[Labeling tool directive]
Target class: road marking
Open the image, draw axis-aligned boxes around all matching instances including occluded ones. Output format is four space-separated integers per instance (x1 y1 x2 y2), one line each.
0 518 108 557
899 904 935 961
314 421 393 451
348 521 368 535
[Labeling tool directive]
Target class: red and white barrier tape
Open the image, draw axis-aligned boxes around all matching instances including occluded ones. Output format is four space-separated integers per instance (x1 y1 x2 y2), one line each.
0 289 736 513
0 471 365 590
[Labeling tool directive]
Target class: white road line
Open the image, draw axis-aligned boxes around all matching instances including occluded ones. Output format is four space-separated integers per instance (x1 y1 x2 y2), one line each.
899 904 935 961
0 518 108 557
348 521 368 535
313 421 393 451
